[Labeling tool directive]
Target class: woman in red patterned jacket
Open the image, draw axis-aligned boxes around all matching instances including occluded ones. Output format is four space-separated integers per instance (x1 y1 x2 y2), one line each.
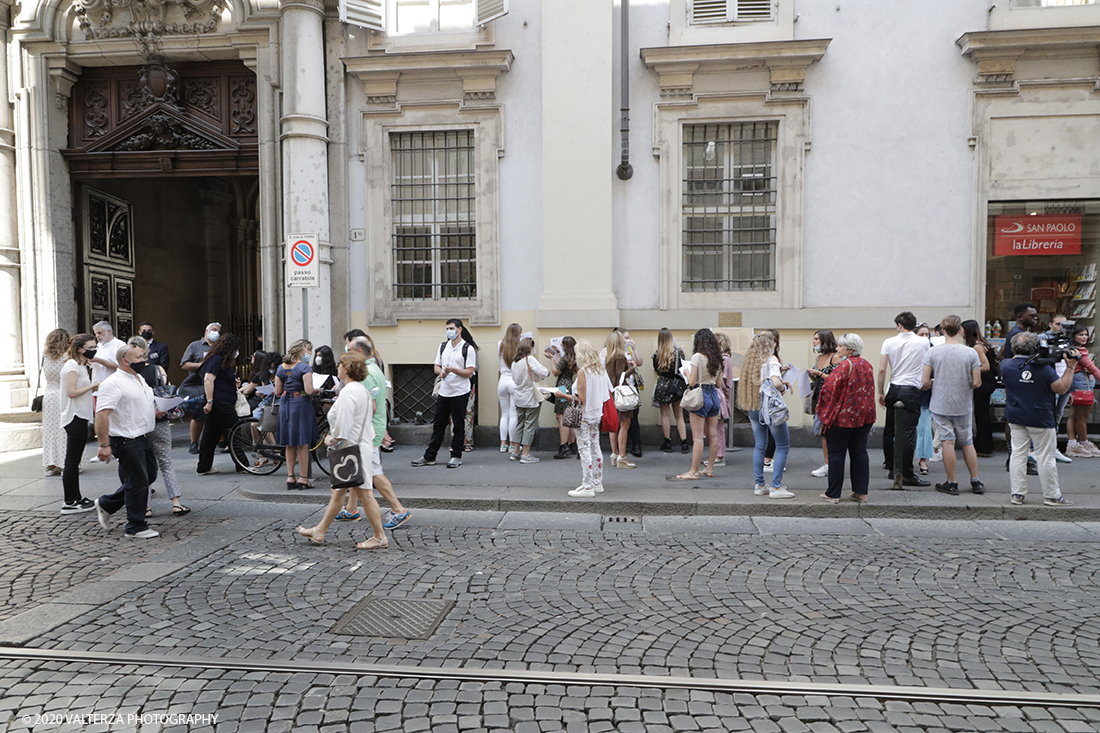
816 333 878 504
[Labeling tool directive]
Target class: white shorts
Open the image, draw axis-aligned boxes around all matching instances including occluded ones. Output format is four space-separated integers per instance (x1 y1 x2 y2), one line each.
371 445 383 478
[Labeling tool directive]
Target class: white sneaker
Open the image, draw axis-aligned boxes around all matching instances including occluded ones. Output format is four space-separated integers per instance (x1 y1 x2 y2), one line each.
94 498 111 531
713 457 725 467
763 462 773 473
593 485 604 494
811 464 829 477
1085 441 1100 457
1065 442 1092 458
1054 449 1073 464
500 444 509 453
519 455 540 464
568 486 596 498
929 451 943 463
125 528 160 539
447 457 462 468
769 487 795 499
754 486 768 496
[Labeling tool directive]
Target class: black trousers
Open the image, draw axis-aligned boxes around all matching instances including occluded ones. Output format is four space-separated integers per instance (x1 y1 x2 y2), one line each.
99 434 157 535
882 384 922 478
197 400 239 473
972 380 996 455
62 416 88 505
628 407 640 448
825 423 872 498
425 392 470 461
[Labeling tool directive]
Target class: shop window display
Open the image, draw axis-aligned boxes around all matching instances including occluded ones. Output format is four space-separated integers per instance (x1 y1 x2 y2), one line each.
986 200 1097 342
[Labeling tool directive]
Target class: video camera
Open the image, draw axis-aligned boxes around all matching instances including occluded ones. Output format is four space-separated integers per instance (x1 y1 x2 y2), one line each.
1031 320 1077 365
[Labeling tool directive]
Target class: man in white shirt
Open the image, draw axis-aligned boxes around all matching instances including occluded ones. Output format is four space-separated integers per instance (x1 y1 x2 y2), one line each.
87 321 129 461
877 311 931 486
93 343 163 539
412 319 478 469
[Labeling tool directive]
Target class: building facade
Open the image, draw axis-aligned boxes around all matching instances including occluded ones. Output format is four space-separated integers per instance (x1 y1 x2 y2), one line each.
3 0 1099 439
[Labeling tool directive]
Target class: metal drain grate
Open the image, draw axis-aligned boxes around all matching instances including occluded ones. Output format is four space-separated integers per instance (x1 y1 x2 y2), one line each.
604 515 640 524
331 597 455 640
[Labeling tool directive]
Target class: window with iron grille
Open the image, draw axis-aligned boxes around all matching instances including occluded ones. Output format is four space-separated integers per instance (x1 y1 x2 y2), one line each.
691 0 774 24
391 130 477 301
391 364 438 422
682 122 777 292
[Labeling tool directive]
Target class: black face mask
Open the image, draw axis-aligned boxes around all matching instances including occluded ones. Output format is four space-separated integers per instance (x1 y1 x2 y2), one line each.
82 348 97 360
129 361 149 374
140 331 153 340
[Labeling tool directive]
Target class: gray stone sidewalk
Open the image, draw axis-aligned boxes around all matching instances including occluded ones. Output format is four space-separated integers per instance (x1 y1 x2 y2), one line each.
1 422 1099 520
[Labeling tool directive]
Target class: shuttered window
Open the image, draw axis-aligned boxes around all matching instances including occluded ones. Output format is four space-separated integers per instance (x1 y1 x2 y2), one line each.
691 0 774 25
340 0 384 31
341 0 506 32
475 0 508 25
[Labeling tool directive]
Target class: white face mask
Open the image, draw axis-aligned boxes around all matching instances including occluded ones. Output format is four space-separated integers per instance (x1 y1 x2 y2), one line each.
207 330 220 342
233 350 239 359
315 355 323 366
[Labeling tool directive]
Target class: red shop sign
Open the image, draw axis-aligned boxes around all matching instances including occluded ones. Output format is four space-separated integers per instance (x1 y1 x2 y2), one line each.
994 214 1082 256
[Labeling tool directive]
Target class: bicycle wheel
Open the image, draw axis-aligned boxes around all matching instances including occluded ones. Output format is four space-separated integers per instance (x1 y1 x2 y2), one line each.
229 419 284 476
311 425 332 476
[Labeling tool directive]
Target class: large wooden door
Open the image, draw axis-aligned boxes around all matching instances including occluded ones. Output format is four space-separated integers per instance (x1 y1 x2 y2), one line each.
81 185 136 339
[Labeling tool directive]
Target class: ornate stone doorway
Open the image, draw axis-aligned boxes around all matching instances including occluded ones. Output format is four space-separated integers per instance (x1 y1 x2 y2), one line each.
65 59 262 381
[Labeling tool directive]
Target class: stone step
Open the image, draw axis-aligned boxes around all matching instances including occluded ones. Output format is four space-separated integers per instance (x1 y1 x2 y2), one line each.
0 410 43 453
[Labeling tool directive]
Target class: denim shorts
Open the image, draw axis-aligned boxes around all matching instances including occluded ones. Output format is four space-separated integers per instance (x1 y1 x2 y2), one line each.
1073 372 1093 392
692 384 720 418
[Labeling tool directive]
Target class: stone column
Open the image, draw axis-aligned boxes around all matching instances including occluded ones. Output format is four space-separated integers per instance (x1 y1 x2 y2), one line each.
537 0 619 329
280 0 332 347
0 0 28 409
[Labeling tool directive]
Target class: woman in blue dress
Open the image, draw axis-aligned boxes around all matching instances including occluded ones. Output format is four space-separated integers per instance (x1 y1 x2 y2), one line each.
275 339 318 489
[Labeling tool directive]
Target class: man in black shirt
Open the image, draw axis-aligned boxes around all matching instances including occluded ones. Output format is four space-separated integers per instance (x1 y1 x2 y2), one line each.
998 302 1038 360
138 322 170 373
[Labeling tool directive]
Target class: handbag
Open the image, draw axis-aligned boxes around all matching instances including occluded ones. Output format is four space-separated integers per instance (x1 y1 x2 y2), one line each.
600 394 619 433
234 390 252 418
681 385 703 413
760 379 790 427
258 401 280 433
31 357 43 411
526 358 548 404
1072 388 1095 406
562 398 582 429
613 372 640 412
329 440 366 489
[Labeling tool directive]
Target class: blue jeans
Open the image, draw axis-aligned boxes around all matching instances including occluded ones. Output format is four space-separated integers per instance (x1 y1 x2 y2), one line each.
748 410 789 489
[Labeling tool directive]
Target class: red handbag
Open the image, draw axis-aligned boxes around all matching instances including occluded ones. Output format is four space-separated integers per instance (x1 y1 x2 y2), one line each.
600 394 619 433
1072 389 1095 406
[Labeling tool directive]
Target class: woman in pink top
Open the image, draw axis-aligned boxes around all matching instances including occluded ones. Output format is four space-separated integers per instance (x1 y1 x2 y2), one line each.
1065 325 1100 457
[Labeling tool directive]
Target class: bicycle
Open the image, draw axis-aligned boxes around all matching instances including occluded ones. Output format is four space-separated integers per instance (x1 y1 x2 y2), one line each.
229 392 335 477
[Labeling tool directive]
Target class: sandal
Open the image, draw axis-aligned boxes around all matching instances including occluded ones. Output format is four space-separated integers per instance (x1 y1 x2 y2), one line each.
849 492 868 503
701 468 714 478
286 479 297 490
675 472 700 481
919 466 929 475
172 505 191 515
296 526 324 544
820 493 839 504
296 479 315 489
356 536 389 550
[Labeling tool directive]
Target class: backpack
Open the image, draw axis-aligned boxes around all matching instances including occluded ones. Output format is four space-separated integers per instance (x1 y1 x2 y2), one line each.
759 378 790 427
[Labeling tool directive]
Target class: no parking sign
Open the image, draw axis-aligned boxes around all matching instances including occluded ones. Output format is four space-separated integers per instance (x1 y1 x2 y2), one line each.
286 233 319 288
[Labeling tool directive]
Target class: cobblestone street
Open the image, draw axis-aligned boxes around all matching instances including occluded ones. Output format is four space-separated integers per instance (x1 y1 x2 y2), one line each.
2 487 1100 731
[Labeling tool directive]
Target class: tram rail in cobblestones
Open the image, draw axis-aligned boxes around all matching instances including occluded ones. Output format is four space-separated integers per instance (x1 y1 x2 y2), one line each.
3 646 1098 709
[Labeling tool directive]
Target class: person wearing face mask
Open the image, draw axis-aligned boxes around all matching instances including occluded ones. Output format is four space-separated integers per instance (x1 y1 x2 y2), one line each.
276 339 319 488
412 319 479 469
180 322 222 454
92 344 163 539
137 322 170 373
195 333 244 476
58 334 101 513
312 345 340 392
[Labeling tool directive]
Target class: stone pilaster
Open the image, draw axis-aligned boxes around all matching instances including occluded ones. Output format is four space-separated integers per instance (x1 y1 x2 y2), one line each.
280 0 332 346
0 0 28 410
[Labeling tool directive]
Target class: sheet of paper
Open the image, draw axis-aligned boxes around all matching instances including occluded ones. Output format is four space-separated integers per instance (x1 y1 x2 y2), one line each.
254 384 275 396
154 395 184 411
783 364 801 393
796 369 812 399
538 386 564 395
521 331 534 342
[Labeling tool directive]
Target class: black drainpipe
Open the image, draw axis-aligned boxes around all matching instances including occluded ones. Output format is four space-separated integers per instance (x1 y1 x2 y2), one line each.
616 0 633 180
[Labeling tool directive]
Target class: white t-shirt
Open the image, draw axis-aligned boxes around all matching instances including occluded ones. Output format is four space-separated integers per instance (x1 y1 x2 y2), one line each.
95 369 156 439
90 337 127 384
576 367 613 422
497 340 512 376
881 331 929 389
59 359 94 426
759 356 782 388
435 340 478 398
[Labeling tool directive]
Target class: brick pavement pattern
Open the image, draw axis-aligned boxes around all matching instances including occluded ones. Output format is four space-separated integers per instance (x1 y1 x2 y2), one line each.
0 510 227 621
14 522 1100 695
3 661 1100 733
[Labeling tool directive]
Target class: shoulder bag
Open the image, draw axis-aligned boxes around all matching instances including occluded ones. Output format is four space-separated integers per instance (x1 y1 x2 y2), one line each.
526 357 548 403
258 401 280 433
760 378 790 427
1072 388 1095 406
613 372 640 412
329 440 366 489
31 357 44 412
562 398 582 429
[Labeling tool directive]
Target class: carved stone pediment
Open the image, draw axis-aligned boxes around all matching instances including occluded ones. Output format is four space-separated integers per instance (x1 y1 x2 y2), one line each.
85 103 239 153
75 0 226 58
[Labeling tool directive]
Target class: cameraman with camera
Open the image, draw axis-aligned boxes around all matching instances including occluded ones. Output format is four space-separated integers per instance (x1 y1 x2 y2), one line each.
1001 331 1078 506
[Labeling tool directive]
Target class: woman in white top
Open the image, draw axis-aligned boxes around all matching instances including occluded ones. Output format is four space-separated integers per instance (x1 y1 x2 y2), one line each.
59 333 101 513
562 340 613 497
510 338 550 463
676 329 725 481
41 328 71 476
496 323 522 453
738 332 794 499
297 352 388 549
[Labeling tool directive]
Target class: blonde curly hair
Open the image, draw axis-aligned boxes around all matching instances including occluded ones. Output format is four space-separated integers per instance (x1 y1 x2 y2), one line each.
736 332 776 412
